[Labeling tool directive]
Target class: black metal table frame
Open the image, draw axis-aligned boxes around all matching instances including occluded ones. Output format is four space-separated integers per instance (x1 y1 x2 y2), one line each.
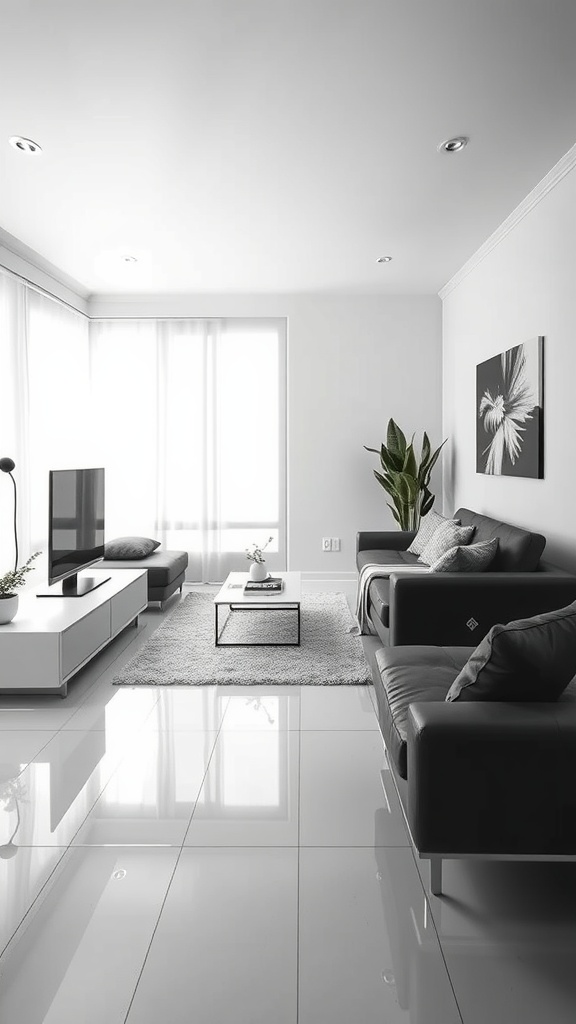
214 600 301 647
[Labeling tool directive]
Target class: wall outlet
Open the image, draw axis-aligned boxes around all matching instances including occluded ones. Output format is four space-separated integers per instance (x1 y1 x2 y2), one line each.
322 537 341 552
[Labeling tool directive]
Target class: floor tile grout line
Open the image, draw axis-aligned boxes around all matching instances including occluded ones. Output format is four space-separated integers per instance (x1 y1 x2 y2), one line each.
406 833 466 1023
0 601 219 983
122 696 232 1023
121 844 186 1024
296 685 302 1024
0 846 70 961
0 622 169 959
378 742 466 1021
63 722 161 848
179 693 232 846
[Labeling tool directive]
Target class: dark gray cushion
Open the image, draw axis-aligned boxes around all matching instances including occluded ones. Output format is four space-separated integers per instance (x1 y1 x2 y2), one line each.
375 645 472 778
104 536 160 559
454 508 546 572
430 538 499 573
368 578 391 627
357 549 421 571
447 601 576 703
101 550 187 585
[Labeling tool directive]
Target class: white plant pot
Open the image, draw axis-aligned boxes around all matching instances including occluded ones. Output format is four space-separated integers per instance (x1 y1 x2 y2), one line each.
249 561 268 582
0 595 18 625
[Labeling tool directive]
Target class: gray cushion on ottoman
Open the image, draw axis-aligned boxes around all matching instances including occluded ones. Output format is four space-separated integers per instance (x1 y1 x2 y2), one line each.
99 550 188 604
136 551 187 589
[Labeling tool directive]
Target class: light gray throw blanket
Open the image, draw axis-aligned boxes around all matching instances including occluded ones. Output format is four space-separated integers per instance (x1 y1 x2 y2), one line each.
353 561 432 635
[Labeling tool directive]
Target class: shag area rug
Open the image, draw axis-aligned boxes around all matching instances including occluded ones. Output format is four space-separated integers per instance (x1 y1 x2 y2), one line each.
113 591 370 686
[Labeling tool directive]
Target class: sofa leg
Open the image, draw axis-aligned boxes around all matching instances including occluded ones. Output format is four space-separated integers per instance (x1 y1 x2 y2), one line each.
430 857 443 896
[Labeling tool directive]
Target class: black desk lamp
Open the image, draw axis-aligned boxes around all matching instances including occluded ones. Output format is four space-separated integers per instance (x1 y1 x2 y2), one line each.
0 457 18 571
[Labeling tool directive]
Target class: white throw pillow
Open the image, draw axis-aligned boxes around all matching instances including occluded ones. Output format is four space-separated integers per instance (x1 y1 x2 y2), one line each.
407 511 459 556
419 521 475 565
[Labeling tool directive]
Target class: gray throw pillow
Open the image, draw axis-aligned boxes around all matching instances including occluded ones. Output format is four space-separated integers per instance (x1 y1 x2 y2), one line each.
407 511 459 556
419 521 475 565
104 536 160 560
430 538 499 573
446 601 576 702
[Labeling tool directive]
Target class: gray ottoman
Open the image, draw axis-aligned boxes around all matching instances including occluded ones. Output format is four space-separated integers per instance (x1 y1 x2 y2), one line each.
99 550 189 609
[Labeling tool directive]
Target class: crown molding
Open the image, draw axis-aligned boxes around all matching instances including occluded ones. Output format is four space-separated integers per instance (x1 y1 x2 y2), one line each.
439 142 576 301
0 226 89 313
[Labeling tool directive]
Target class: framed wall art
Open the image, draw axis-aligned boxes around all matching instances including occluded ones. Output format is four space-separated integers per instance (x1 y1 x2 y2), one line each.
476 336 544 478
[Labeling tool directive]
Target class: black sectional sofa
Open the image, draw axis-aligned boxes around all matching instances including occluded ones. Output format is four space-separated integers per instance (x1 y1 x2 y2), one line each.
357 508 576 895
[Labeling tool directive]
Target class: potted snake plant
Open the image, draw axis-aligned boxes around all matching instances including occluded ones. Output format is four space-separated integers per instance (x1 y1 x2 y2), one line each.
365 418 446 531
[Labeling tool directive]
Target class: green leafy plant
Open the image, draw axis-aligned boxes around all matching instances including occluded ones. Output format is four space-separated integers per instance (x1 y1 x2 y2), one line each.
0 552 41 597
245 536 273 565
365 419 446 531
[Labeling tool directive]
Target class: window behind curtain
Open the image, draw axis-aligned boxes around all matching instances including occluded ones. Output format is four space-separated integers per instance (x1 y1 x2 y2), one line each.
89 317 287 582
0 274 91 576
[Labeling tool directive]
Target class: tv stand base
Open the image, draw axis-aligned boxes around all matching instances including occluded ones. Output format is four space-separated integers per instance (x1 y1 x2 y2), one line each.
37 575 111 597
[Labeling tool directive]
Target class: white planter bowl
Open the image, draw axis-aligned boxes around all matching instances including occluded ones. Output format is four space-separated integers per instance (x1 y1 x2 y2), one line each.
0 595 18 624
249 561 268 582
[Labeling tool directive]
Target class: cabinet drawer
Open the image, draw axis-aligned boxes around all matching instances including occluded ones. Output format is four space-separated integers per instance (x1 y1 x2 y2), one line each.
110 573 147 635
61 604 110 679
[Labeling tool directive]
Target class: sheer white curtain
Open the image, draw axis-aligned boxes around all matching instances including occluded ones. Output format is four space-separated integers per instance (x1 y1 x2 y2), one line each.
89 318 286 582
0 270 90 580
0 272 27 573
1 273 286 585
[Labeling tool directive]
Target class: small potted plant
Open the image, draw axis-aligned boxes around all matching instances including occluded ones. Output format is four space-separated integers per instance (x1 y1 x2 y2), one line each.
245 536 273 582
0 552 40 624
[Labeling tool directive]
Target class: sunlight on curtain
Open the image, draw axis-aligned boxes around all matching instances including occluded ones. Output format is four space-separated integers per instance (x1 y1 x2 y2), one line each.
0 273 24 573
0 272 90 580
89 318 286 581
26 291 91 561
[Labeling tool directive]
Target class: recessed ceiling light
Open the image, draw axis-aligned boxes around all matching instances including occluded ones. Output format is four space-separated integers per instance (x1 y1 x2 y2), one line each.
8 136 42 155
377 256 393 263
121 255 138 263
438 136 469 154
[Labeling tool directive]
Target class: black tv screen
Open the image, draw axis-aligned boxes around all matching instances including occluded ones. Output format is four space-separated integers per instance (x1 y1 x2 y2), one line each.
48 468 105 587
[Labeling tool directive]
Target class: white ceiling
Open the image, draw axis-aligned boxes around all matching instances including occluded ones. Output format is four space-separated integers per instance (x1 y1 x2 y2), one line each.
1 0 576 296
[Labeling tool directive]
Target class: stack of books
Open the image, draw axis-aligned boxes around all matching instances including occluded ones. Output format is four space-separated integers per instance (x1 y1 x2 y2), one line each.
244 575 284 593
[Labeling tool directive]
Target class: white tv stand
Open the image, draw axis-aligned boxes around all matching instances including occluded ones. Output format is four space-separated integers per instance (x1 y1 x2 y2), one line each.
0 569 147 697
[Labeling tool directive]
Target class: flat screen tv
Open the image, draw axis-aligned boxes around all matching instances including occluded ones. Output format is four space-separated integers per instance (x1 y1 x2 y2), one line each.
40 468 109 597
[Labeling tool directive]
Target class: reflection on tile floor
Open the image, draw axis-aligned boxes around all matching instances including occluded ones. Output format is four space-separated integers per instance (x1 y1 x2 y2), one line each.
0 589 576 1023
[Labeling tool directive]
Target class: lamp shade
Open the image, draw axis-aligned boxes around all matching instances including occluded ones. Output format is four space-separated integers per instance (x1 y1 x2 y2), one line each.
0 457 15 473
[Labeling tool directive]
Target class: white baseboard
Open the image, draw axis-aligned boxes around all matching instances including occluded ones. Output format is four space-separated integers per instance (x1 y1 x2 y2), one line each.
300 571 357 584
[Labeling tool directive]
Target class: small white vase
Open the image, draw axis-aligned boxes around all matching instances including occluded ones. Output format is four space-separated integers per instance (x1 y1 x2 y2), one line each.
0 595 18 625
249 561 268 582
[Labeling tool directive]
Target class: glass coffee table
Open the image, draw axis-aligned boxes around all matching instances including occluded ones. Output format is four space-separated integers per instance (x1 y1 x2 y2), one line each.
214 571 301 647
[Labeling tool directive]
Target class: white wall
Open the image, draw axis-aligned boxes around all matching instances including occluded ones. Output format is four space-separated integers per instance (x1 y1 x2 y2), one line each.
442 157 576 570
90 293 442 573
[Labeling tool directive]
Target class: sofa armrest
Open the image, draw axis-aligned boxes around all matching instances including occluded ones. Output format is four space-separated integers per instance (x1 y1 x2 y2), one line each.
357 530 415 553
405 702 576 855
388 572 576 646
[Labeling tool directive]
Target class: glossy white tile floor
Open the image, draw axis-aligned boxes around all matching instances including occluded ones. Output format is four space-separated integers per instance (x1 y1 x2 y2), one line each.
1 586 576 1022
